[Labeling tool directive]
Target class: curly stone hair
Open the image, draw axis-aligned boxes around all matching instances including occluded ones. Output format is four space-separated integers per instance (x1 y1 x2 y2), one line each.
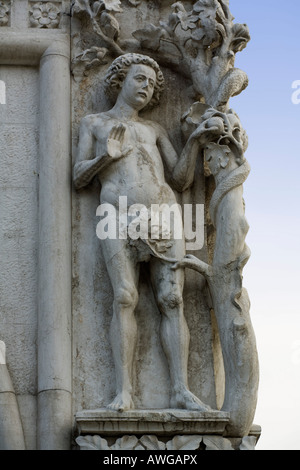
104 53 165 108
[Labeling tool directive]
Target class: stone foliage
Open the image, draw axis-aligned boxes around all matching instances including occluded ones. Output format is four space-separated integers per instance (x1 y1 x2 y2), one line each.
76 433 257 451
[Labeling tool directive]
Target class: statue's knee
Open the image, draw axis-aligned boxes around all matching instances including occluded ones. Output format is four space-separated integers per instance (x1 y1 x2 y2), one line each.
115 285 138 309
157 291 183 312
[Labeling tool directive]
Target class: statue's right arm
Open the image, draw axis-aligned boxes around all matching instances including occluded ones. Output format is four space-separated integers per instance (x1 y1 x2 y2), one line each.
73 116 110 190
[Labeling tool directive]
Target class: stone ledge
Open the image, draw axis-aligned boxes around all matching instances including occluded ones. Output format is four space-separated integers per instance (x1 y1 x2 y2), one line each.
75 408 230 437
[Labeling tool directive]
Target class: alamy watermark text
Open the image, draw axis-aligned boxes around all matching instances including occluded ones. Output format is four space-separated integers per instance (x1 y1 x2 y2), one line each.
96 197 204 251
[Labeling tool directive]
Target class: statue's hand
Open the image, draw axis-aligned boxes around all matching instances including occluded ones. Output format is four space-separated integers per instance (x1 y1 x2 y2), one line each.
172 254 200 270
106 124 132 160
191 117 225 144
172 255 211 276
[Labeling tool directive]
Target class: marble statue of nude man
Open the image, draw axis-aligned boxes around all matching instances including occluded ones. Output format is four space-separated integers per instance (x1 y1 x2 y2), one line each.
73 53 219 412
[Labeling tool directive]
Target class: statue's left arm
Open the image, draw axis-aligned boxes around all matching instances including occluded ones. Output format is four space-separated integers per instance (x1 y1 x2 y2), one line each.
156 122 222 192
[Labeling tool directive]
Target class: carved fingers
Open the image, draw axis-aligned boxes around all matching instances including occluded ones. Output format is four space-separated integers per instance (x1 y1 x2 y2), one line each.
106 124 132 160
172 254 199 270
192 117 226 144
204 116 226 134
109 123 126 142
172 255 211 277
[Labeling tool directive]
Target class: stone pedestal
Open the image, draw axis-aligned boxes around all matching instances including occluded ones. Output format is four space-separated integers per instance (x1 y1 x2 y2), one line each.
75 409 261 451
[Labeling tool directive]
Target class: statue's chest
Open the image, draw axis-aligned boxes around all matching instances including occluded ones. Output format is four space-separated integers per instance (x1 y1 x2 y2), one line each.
94 118 156 146
125 121 156 147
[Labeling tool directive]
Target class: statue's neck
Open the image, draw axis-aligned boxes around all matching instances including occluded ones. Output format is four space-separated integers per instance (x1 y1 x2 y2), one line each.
109 97 140 121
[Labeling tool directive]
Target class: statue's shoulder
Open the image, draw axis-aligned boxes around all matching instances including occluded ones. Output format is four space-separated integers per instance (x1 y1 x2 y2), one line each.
81 112 111 124
140 117 168 138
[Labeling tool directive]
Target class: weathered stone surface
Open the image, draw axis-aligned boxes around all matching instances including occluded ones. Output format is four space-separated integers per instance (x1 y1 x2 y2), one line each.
0 66 39 449
174 107 259 436
71 4 219 420
73 53 222 416
0 0 260 450
0 3 71 450
75 421 261 451
75 408 230 436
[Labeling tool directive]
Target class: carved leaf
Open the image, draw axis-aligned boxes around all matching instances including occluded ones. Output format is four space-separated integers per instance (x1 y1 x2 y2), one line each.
132 24 169 51
191 18 220 47
231 23 250 53
190 0 226 47
72 0 122 16
177 11 198 31
76 435 110 450
134 444 146 450
72 46 109 76
166 435 202 450
215 1 234 28
239 436 257 450
218 0 234 21
73 46 109 63
139 435 166 450
193 0 218 17
72 0 93 16
166 2 198 32
111 435 140 450
202 436 234 450
100 11 120 39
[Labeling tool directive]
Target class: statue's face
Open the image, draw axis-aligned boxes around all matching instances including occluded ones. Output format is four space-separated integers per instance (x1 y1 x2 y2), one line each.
119 64 156 110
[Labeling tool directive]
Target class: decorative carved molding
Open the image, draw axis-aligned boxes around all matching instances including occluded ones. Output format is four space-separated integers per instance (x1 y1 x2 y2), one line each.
0 0 10 26
76 433 258 451
29 1 62 29
75 409 230 436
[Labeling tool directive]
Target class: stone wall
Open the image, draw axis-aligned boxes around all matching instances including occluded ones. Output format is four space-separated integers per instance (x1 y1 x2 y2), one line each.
0 65 39 449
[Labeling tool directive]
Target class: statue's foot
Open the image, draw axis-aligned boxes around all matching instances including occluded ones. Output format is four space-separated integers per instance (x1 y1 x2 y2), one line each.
170 387 212 412
107 391 134 412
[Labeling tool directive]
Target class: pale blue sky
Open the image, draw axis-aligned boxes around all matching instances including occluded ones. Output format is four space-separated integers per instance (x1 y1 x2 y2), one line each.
229 0 300 450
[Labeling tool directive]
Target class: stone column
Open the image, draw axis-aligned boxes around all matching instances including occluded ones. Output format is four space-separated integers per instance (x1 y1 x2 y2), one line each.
37 39 72 450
